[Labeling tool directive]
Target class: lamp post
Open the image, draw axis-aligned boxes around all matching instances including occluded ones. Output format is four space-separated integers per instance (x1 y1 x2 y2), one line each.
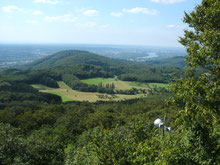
154 115 171 136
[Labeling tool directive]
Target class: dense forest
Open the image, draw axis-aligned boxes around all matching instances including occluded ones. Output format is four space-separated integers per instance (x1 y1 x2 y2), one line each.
145 56 186 68
0 93 175 164
0 0 219 164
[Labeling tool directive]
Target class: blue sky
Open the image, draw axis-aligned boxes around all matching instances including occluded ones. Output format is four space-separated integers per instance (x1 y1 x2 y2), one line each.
0 0 201 47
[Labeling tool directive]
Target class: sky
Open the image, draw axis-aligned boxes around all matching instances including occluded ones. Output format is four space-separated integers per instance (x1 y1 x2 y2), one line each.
0 0 201 47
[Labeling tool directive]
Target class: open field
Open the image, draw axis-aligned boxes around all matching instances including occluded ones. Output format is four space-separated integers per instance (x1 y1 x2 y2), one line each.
128 82 169 88
49 92 75 102
147 83 170 88
82 77 149 90
57 81 72 90
82 77 169 90
31 84 54 90
32 81 148 102
81 78 115 85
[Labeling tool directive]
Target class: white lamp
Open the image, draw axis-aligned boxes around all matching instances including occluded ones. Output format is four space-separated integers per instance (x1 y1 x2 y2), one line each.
154 118 164 128
154 116 171 136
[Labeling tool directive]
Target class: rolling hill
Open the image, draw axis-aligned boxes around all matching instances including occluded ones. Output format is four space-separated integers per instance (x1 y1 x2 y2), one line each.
145 56 186 68
22 50 131 70
16 50 184 85
0 50 184 96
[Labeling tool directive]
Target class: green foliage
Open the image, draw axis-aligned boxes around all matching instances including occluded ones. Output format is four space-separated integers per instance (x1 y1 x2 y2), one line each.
118 66 183 83
168 0 220 164
49 92 75 102
0 80 61 117
23 127 65 165
2 2 219 164
0 123 64 165
0 123 24 164
19 50 183 87
64 121 154 165
0 83 174 164
1 49 183 95
22 50 125 70
82 78 115 85
145 56 186 68
1 69 60 88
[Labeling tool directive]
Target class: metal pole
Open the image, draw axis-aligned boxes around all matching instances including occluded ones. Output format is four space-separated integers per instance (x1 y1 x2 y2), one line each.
162 125 164 136
163 115 166 136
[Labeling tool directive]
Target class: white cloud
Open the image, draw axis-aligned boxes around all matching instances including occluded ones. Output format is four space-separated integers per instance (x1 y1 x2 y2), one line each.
110 12 123 17
34 0 59 5
45 14 76 22
150 0 186 4
33 10 42 15
83 10 99 17
26 20 39 24
167 24 184 28
167 25 176 28
123 7 158 15
2 5 24 13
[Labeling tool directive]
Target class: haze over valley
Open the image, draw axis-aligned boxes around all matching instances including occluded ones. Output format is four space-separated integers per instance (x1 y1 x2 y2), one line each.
0 44 187 68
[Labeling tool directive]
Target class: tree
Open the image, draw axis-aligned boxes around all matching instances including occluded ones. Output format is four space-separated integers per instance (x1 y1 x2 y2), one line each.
0 123 25 164
169 0 220 164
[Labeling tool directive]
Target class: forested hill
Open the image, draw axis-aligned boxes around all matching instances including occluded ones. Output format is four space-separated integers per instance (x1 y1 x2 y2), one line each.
0 50 184 97
1 1 219 164
22 50 131 70
145 56 186 68
18 49 184 83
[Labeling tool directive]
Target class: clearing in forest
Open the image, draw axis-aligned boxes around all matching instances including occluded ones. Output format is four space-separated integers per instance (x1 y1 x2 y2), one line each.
82 77 169 90
32 81 148 102
128 82 169 88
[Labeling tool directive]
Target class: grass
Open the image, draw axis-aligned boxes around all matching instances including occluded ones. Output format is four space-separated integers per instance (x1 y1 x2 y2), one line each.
148 83 170 88
128 82 148 88
128 82 169 88
82 78 149 90
48 92 75 102
32 79 169 103
32 81 148 102
57 81 72 90
32 82 74 102
82 78 169 90
31 84 54 90
81 78 115 85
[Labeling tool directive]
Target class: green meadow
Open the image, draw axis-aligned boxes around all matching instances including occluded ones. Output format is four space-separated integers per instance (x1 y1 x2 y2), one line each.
82 78 169 89
32 80 148 102
48 92 74 102
128 82 169 88
81 78 115 85
31 84 54 90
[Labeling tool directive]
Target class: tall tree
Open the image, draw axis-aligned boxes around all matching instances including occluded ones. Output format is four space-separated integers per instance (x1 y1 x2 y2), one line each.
169 0 220 163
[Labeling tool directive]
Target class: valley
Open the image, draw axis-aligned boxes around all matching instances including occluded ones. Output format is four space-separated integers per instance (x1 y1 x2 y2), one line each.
0 45 218 164
0 49 174 105
0 0 218 164
0 44 187 68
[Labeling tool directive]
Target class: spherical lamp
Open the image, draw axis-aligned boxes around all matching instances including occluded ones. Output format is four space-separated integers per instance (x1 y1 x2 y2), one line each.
154 118 164 128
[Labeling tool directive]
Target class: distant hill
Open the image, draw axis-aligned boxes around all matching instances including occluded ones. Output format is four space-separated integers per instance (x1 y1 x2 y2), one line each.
22 50 129 70
145 56 186 68
0 49 185 98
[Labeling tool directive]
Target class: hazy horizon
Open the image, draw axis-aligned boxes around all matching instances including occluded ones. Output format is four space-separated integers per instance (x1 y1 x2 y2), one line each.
0 42 185 48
